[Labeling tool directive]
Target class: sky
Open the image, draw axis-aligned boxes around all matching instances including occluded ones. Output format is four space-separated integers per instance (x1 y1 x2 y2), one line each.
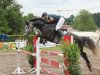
16 0 100 18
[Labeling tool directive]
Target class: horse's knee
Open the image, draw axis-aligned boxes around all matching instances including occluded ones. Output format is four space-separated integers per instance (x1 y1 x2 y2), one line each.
81 52 86 55
80 52 90 63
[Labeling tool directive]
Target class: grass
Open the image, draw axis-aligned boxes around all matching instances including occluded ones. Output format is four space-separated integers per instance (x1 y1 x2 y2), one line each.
0 45 99 53
0 46 61 52
40 45 61 51
0 48 16 52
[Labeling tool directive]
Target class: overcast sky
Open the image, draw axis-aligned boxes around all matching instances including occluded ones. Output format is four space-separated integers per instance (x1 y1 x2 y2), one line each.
16 0 100 18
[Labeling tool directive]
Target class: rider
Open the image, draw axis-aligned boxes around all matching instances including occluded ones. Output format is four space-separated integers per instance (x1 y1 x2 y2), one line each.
41 12 65 37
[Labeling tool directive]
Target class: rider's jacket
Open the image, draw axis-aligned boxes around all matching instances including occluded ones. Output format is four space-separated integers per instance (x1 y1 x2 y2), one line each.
48 14 60 24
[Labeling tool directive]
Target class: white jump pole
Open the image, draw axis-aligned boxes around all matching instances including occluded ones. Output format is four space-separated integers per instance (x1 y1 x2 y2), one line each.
12 40 26 74
36 37 40 75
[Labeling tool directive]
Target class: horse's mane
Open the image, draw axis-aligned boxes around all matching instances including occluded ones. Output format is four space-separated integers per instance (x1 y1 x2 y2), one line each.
29 18 47 24
27 18 47 31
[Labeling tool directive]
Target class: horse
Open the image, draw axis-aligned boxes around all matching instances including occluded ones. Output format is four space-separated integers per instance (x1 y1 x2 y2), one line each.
24 18 97 72
24 18 63 44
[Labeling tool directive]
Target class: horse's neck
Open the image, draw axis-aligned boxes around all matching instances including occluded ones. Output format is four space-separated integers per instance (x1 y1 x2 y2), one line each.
34 25 42 31
33 21 45 31
31 18 47 24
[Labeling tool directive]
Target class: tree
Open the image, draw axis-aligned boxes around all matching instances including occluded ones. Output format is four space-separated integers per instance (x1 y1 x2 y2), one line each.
73 9 96 31
23 13 36 22
6 4 24 34
0 0 25 34
0 8 11 34
0 0 14 9
65 15 75 25
93 13 100 28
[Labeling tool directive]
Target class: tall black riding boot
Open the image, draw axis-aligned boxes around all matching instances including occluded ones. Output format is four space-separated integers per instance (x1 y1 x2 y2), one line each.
57 29 64 37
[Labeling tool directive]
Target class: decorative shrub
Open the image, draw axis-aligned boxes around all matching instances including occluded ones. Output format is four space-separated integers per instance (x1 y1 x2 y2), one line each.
61 41 81 75
24 43 34 68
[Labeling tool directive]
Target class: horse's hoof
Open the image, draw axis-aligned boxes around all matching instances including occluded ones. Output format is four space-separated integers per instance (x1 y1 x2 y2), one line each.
89 65 92 72
89 64 92 72
89 68 92 72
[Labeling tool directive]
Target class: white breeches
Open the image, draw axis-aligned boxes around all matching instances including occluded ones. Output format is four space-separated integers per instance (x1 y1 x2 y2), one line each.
56 17 65 30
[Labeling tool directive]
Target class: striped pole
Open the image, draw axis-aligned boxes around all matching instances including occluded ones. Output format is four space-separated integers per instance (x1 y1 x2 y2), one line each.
63 36 73 75
33 36 37 68
63 36 73 44
41 51 63 57
33 36 73 75
36 37 40 75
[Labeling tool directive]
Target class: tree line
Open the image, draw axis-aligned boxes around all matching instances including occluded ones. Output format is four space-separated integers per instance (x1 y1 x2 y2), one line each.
0 0 100 35
65 10 100 31
0 0 36 35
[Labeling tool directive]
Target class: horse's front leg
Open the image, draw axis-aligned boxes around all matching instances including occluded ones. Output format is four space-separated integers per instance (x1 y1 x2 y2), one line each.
53 35 61 44
36 34 47 44
81 51 92 72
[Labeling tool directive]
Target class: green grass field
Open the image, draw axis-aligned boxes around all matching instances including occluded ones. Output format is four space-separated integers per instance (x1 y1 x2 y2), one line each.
0 45 61 52
40 45 61 51
0 48 16 52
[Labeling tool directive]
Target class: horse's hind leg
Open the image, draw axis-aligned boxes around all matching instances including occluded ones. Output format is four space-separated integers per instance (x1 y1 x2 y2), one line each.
81 51 92 72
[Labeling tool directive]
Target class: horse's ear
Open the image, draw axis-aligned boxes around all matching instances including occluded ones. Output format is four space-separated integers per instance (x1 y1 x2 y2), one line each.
26 21 29 25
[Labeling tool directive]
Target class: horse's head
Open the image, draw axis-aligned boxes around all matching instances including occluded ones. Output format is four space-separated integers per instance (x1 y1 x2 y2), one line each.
24 21 34 36
24 18 46 37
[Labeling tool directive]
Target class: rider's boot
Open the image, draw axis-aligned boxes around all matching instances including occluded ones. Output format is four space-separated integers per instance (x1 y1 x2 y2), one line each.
57 29 64 37
53 29 64 37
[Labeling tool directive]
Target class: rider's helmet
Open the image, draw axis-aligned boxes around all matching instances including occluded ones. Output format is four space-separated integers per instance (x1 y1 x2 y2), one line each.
42 12 48 17
41 12 48 20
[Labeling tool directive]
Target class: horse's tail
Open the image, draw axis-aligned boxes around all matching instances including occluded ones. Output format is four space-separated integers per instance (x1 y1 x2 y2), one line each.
83 37 97 55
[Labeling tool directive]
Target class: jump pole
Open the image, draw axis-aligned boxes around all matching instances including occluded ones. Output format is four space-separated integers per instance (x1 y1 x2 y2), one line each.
27 36 41 74
63 36 73 75
36 37 41 75
12 40 26 74
28 36 73 75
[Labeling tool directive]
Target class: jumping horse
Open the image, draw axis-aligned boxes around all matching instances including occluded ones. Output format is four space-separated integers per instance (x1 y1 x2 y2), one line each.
24 18 97 72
